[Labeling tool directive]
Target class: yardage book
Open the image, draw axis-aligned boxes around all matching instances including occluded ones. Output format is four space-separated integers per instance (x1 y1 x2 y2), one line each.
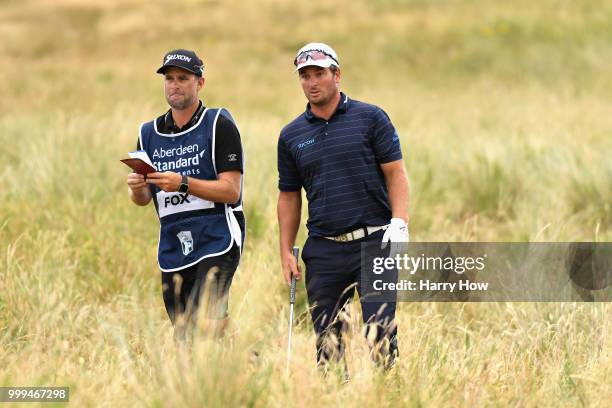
120 150 157 175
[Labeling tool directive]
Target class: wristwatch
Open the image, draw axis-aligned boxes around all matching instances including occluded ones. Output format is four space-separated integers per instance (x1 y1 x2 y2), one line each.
178 175 189 193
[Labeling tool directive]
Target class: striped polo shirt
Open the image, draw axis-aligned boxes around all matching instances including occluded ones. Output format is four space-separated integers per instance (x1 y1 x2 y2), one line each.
277 92 403 237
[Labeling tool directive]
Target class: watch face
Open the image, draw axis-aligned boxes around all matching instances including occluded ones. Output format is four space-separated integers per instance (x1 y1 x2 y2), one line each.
179 176 188 193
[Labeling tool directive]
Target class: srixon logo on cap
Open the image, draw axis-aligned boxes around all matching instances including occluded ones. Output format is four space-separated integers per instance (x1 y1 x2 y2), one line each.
165 54 192 64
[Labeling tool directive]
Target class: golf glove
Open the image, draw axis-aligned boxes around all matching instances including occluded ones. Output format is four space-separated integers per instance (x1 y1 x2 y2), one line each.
381 218 409 249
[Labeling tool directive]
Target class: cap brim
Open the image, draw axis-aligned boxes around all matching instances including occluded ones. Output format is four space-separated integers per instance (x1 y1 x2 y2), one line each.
156 64 202 76
294 59 339 72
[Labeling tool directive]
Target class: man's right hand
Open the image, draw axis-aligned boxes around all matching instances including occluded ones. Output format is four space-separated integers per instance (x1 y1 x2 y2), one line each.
127 173 152 205
281 251 302 287
127 173 148 191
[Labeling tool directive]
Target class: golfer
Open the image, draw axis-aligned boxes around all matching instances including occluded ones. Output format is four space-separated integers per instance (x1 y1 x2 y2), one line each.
277 43 409 371
127 49 245 339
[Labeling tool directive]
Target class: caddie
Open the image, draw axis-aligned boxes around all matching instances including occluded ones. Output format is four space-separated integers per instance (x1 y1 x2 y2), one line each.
277 42 410 371
126 49 245 339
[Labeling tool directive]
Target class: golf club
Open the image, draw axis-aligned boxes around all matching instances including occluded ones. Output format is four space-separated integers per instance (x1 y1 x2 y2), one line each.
286 246 299 376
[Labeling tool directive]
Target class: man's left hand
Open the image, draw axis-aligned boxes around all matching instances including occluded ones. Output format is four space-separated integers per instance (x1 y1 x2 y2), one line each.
146 172 182 192
382 218 409 249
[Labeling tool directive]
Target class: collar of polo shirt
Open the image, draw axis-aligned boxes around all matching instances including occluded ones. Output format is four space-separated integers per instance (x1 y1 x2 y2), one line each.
305 92 350 121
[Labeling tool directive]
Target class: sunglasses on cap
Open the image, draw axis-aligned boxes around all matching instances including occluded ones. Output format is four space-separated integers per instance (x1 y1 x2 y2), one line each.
294 49 339 67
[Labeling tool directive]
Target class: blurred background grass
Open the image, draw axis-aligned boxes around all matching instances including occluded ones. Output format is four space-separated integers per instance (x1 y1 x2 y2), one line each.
1 0 611 406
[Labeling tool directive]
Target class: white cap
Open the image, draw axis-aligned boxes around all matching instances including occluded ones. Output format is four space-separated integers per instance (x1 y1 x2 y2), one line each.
294 42 340 71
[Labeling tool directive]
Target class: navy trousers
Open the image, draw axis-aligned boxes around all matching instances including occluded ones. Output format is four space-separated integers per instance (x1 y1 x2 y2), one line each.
302 229 398 368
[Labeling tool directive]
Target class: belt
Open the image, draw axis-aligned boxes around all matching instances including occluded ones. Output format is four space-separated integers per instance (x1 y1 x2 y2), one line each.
323 225 387 242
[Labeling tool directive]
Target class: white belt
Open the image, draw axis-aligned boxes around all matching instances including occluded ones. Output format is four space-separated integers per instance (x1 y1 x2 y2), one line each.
323 225 386 242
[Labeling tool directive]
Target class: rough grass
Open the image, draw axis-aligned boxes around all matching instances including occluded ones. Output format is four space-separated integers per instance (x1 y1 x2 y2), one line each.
1 0 611 406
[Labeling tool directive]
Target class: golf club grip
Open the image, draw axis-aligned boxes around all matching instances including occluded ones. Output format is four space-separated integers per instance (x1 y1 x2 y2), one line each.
290 276 296 304
290 246 299 303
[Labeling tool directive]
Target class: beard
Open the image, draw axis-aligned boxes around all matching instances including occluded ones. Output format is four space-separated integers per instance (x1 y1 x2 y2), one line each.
305 87 335 107
166 93 195 110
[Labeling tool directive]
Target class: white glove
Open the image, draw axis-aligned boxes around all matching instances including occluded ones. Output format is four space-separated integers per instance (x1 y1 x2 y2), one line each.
381 218 409 249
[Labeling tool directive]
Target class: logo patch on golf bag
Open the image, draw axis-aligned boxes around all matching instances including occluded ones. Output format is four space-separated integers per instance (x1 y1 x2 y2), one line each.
177 231 194 255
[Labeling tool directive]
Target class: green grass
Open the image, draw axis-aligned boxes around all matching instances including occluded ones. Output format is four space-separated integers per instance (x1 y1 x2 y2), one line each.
1 0 612 406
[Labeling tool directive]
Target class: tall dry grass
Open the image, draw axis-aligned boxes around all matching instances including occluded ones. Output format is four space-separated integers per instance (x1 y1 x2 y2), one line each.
1 0 611 406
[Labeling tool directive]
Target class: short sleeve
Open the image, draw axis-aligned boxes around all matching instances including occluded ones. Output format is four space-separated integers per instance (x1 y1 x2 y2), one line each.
214 116 243 174
371 108 403 164
277 137 302 191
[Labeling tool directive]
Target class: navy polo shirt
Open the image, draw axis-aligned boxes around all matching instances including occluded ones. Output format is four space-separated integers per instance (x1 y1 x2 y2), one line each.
278 92 403 237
